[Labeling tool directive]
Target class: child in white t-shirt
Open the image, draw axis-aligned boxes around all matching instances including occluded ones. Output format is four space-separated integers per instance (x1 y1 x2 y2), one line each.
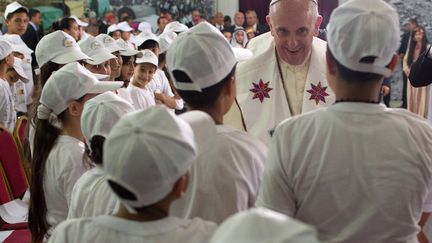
49 107 218 243
28 62 123 242
5 57 29 116
0 40 16 131
68 92 134 219
127 49 157 110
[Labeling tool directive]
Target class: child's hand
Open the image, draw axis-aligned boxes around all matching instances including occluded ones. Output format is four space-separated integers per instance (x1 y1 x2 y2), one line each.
154 92 165 104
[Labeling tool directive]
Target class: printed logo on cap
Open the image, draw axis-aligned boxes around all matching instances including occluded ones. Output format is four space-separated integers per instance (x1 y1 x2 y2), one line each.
90 41 101 50
104 37 113 44
63 38 75 48
143 51 153 57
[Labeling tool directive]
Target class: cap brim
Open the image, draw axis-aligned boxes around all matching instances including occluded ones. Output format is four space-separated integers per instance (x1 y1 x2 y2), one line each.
12 44 33 55
91 72 110 81
232 47 253 62
86 52 116 65
13 65 29 83
179 111 216 154
88 81 124 94
106 45 126 54
120 27 134 32
52 51 92 65
120 49 143 57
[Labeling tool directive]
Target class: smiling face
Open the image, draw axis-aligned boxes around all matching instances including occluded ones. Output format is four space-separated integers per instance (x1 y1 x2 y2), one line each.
133 63 156 88
267 0 321 65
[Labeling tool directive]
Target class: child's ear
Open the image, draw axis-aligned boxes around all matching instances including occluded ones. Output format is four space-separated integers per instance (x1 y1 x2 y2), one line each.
223 75 236 97
171 173 188 198
67 100 84 117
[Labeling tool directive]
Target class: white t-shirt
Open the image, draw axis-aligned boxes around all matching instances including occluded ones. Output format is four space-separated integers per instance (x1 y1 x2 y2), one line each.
44 135 87 228
0 79 16 131
48 215 217 243
127 84 155 110
171 124 267 224
115 88 135 110
68 166 118 219
148 69 184 110
257 103 432 243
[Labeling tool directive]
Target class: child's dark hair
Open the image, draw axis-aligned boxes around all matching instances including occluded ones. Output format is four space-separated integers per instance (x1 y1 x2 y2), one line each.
138 40 159 51
28 110 65 243
175 65 236 108
52 17 76 31
83 135 106 168
6 8 28 20
327 48 383 83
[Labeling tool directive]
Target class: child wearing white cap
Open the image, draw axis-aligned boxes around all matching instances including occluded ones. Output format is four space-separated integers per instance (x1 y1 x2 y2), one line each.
257 0 432 242
127 49 158 110
5 57 29 115
48 107 217 243
209 208 320 243
167 22 267 224
0 40 17 131
68 92 134 219
116 38 143 88
107 24 121 40
4 1 29 36
79 36 116 76
28 62 123 243
117 21 135 50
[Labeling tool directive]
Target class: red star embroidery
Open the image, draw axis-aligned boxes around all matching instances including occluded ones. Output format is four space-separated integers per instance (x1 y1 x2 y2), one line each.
250 80 273 103
307 81 329 105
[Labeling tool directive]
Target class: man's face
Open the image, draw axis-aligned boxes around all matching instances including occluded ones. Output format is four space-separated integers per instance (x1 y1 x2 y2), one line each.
235 12 245 27
267 1 321 65
407 22 416 32
215 12 224 25
32 12 42 26
6 12 29 35
246 13 257 27
159 18 168 32
192 11 201 24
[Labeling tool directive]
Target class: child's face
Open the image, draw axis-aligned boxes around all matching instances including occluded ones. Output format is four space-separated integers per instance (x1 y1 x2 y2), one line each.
112 31 121 40
247 31 255 40
236 31 244 44
133 63 156 88
121 56 135 81
148 46 160 57
110 52 123 79
65 22 80 41
121 31 131 41
6 12 29 35
223 32 232 42
5 69 20 84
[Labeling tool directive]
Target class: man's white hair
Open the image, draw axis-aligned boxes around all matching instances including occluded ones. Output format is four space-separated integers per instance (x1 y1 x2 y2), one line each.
269 0 319 20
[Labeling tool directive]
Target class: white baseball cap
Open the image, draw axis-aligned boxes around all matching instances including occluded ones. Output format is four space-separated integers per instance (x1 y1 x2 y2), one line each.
11 57 29 83
327 0 400 78
4 1 28 19
81 92 134 148
117 21 133 32
95 34 126 53
209 208 319 243
134 31 159 47
117 39 143 58
167 22 237 92
163 21 189 34
0 40 13 60
2 34 33 55
136 49 158 67
79 36 116 65
138 22 152 33
107 24 120 34
39 62 123 116
70 15 89 27
159 31 177 54
36 31 91 68
104 106 215 211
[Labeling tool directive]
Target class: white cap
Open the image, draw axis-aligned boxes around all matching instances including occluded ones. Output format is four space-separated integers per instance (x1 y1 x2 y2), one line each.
104 106 215 211
232 47 253 62
4 1 28 18
117 21 133 32
2 34 33 55
167 22 237 92
39 62 123 116
116 39 143 58
70 15 89 27
36 31 91 67
0 40 13 60
134 31 159 47
327 0 400 77
136 49 158 67
107 24 120 34
79 36 116 65
158 31 177 54
95 34 126 53
11 57 29 83
209 208 319 243
163 21 189 34
81 92 134 147
138 22 152 33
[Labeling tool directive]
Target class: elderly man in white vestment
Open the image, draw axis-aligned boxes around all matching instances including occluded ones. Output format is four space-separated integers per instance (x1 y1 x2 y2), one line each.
225 0 335 144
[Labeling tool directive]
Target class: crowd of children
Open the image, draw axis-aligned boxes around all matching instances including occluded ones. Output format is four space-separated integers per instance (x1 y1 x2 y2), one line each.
0 0 432 242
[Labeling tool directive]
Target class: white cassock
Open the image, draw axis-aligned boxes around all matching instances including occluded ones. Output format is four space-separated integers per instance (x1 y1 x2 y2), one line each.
225 32 335 145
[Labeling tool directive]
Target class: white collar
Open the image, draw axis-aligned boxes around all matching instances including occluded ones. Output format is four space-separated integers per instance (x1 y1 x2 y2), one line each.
330 102 387 114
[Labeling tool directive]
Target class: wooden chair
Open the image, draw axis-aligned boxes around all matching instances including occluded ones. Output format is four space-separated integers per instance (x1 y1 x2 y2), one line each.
12 116 31 182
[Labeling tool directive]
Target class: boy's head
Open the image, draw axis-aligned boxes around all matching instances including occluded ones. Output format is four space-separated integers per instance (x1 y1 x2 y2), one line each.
5 1 29 35
79 36 116 75
6 57 28 84
326 0 399 85
0 40 15 68
103 107 215 213
234 29 246 44
135 31 160 55
117 21 133 41
167 22 238 110
133 49 158 88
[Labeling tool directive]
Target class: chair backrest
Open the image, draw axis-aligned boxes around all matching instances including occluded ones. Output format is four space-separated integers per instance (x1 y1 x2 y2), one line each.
12 116 31 182
0 164 12 205
14 116 28 147
0 125 28 199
